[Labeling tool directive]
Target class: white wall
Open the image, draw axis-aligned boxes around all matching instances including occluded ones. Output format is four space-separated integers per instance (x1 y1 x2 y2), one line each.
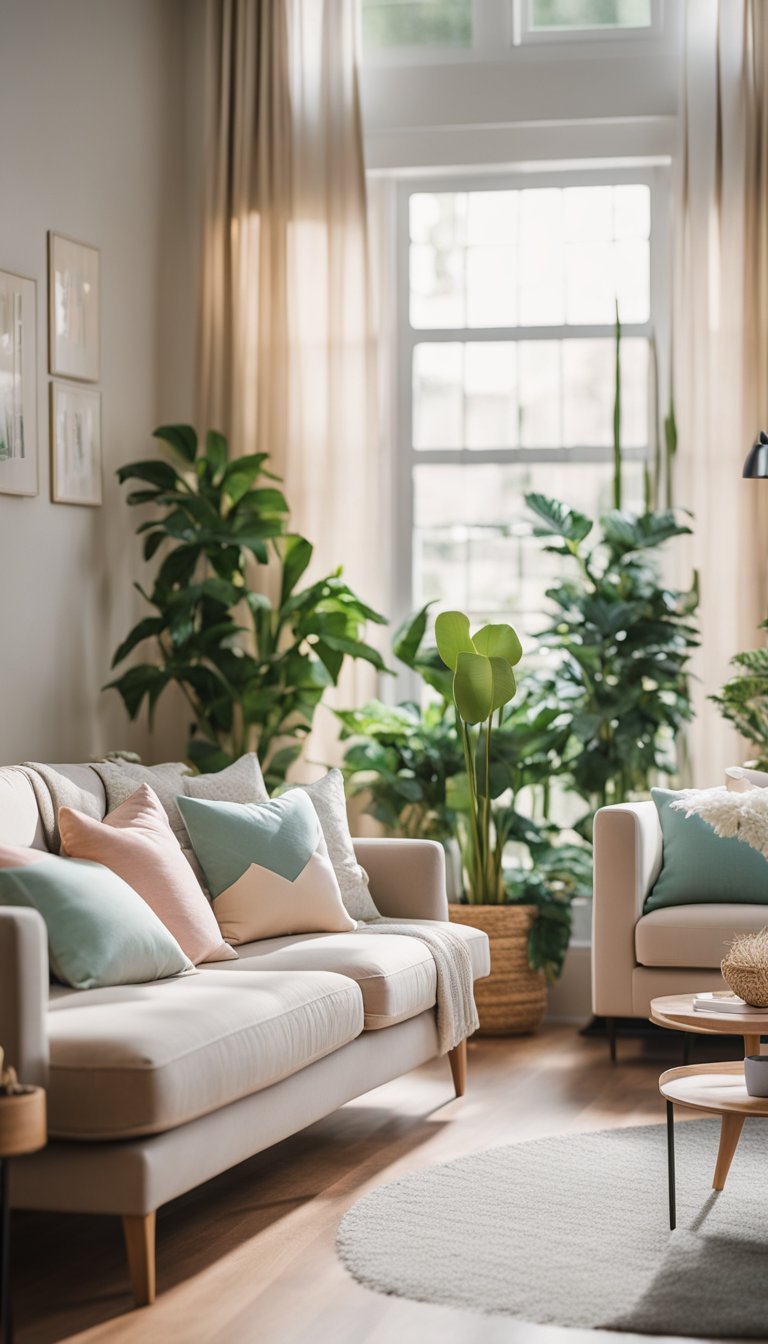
0 0 196 765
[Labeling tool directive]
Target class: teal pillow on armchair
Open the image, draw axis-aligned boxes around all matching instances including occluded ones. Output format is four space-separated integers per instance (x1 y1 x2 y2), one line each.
644 788 768 912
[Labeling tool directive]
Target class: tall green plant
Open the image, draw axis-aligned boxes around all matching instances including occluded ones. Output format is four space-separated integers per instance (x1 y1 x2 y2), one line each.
435 611 523 904
526 494 699 832
711 621 768 769
107 425 387 788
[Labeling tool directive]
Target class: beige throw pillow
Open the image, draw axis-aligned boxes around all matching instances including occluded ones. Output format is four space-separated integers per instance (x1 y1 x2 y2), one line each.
285 770 380 923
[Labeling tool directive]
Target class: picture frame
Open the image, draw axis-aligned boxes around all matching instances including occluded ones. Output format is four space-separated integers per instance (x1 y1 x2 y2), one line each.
50 381 102 507
0 269 38 497
48 232 100 382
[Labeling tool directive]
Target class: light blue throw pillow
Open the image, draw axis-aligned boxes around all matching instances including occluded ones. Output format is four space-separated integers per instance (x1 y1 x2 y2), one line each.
0 854 193 989
176 791 356 944
644 788 768 913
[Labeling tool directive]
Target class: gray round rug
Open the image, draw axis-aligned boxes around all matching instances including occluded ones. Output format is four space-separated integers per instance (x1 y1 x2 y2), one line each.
337 1120 768 1338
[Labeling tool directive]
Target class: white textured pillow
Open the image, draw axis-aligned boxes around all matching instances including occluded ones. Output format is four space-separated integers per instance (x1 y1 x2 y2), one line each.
94 754 268 842
93 755 269 891
286 769 380 923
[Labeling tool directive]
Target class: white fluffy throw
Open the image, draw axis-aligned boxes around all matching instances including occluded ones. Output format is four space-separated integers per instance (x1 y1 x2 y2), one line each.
670 786 768 859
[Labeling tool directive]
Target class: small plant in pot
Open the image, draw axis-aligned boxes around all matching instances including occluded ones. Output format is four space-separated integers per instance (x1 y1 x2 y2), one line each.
434 610 549 1035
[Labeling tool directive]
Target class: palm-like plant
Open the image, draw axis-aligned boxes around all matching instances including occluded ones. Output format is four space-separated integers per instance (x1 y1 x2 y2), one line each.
107 425 387 787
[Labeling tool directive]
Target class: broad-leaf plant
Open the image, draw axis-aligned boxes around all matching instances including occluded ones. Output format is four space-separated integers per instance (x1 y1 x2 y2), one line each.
526 492 699 835
107 425 386 790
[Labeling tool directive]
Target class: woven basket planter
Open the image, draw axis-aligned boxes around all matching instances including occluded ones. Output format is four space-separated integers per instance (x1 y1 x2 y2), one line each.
722 928 768 1007
449 903 547 1035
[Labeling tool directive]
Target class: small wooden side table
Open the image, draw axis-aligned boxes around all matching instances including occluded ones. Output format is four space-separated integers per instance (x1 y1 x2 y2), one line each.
650 993 768 1059
659 1061 768 1231
0 1087 46 1344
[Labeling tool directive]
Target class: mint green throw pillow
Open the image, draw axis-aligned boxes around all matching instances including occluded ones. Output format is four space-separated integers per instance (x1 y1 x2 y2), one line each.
176 791 356 944
0 855 192 989
644 788 768 912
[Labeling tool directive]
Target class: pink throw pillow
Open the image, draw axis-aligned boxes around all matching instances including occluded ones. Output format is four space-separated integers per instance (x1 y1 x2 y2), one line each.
59 784 237 966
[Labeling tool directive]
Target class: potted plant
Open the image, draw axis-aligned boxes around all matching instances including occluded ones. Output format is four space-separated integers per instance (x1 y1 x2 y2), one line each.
106 425 387 789
430 610 551 1033
710 620 768 769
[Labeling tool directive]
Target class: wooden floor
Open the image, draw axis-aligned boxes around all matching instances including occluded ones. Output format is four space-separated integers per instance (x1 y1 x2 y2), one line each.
10 1025 738 1344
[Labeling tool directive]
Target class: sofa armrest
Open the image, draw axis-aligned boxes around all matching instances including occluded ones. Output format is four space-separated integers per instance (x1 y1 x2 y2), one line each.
0 907 49 1086
592 801 662 1018
352 838 449 922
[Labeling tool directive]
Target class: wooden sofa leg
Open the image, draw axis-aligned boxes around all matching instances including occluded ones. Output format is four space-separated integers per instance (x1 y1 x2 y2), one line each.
448 1038 468 1097
122 1212 156 1306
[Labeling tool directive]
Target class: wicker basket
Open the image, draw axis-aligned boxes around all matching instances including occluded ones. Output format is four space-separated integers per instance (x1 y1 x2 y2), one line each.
449 903 547 1035
722 928 768 1007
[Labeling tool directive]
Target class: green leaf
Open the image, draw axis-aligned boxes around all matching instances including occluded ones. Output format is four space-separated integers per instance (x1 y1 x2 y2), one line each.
221 454 272 504
435 611 475 671
143 530 166 562
489 656 516 712
526 493 593 545
472 622 523 667
186 738 233 774
155 544 201 592
111 617 166 668
280 535 313 606
117 460 180 491
453 651 494 724
104 665 169 721
204 430 229 479
393 604 432 670
153 424 198 463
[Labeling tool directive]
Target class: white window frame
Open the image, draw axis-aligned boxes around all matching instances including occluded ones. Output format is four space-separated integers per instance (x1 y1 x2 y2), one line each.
391 162 671 637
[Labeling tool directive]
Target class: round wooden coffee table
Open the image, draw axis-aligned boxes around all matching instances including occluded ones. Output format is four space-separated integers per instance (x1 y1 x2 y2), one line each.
660 1061 768 1230
650 993 768 1058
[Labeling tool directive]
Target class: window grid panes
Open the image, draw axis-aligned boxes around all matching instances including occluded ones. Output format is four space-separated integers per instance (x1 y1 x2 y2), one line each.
400 174 661 638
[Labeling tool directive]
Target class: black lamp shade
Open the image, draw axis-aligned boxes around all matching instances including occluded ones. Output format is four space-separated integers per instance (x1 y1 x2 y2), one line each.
743 430 768 478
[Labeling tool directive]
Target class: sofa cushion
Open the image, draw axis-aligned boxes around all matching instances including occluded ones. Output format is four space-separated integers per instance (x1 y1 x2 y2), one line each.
282 771 380 922
635 904 768 969
0 849 192 989
197 921 490 1029
177 791 356 943
59 785 237 965
45 969 363 1140
644 788 768 912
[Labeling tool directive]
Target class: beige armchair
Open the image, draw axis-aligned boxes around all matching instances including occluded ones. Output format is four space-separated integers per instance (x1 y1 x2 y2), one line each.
592 776 768 1060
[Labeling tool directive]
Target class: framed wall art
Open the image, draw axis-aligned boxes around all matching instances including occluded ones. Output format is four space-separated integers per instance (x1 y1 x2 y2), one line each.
48 232 100 382
0 269 38 497
50 381 102 506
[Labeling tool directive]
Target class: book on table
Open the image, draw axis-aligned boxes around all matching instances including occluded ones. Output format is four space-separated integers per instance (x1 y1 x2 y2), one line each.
693 991 764 1015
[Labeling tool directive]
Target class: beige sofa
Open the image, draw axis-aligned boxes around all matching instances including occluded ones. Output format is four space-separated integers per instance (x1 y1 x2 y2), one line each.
592 769 768 1059
0 764 490 1306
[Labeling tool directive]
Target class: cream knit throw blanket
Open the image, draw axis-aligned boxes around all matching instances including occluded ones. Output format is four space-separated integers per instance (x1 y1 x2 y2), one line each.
19 762 102 851
357 918 479 1055
670 785 768 858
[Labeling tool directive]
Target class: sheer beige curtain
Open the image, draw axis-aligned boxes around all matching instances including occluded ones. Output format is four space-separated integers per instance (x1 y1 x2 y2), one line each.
676 0 768 783
198 0 385 772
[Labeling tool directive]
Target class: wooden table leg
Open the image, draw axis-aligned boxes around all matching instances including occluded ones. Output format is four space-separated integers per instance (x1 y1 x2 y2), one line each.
666 1100 676 1230
744 1034 761 1058
713 1113 746 1190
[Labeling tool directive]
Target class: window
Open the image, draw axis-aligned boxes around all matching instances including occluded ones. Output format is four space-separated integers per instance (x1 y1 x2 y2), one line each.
361 0 662 57
528 0 652 30
394 169 668 646
362 0 472 51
